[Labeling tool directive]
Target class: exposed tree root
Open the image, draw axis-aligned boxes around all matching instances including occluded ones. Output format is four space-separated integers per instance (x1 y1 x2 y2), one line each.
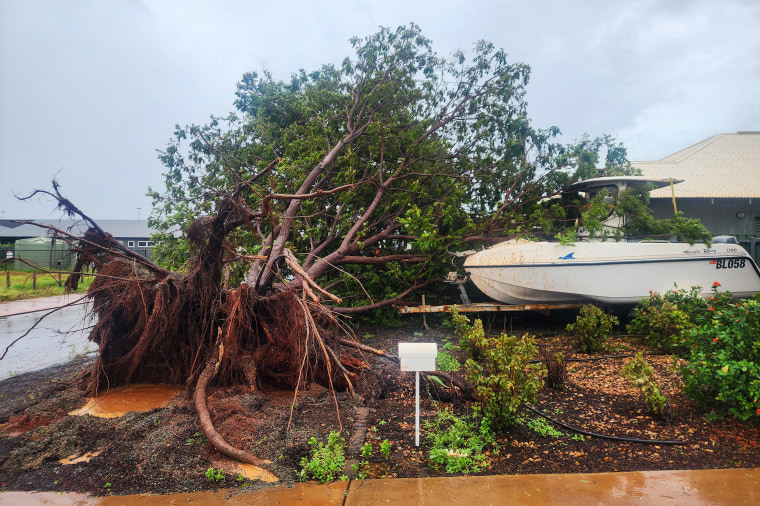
22 187 374 467
194 345 268 466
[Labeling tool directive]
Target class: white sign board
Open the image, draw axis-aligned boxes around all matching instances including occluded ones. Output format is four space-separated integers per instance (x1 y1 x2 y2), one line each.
398 342 438 446
398 342 437 371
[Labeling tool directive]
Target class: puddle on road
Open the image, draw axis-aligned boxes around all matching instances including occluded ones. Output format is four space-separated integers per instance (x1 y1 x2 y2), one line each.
68 384 184 418
210 456 279 484
233 463 279 483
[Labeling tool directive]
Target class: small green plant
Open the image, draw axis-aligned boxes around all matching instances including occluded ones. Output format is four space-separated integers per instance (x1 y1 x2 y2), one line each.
571 434 585 441
436 350 461 372
350 462 368 479
360 442 373 458
566 305 618 353
103 482 111 490
442 340 459 351
205 467 225 483
519 414 566 438
236 474 245 483
298 431 347 483
621 353 669 417
186 431 207 446
425 406 495 474
380 439 391 459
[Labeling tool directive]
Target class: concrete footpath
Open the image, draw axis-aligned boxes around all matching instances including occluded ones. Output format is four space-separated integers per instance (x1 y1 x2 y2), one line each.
1 468 758 505
0 294 88 317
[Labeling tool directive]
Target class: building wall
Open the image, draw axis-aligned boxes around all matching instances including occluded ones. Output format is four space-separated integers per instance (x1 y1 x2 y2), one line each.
649 198 759 238
650 197 760 263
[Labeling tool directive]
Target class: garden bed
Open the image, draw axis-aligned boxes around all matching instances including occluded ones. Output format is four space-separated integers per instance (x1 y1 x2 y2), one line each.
1 315 758 496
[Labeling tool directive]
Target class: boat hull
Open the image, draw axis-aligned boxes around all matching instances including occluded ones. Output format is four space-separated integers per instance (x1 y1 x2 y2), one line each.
463 241 760 305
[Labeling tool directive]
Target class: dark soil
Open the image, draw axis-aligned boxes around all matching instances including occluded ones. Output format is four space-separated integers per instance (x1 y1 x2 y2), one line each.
1 313 759 496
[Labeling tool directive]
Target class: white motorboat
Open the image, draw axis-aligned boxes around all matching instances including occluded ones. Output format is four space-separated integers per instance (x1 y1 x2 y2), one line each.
462 176 760 305
463 238 760 305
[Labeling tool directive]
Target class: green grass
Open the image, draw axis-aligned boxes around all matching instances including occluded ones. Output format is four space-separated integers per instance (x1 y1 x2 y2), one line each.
0 271 94 302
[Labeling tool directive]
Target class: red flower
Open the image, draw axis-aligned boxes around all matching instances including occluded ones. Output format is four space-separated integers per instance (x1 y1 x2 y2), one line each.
712 281 721 288
757 408 760 415
708 307 715 312
713 338 719 343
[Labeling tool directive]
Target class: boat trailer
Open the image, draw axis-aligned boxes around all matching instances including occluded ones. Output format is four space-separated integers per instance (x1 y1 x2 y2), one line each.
398 272 582 315
398 302 582 315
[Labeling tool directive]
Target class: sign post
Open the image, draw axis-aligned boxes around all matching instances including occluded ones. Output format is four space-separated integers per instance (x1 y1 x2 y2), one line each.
398 342 437 446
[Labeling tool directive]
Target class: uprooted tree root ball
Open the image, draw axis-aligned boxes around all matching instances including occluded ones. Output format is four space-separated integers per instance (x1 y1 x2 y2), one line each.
15 187 405 472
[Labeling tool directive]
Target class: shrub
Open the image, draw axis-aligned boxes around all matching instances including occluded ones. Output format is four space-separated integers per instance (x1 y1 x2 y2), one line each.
629 299 693 351
680 298 760 420
566 305 618 353
538 344 567 390
628 284 736 349
453 308 545 430
621 352 669 417
298 431 348 483
425 406 495 473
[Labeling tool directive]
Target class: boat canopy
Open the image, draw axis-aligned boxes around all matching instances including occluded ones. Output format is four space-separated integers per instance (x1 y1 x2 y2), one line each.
562 176 683 195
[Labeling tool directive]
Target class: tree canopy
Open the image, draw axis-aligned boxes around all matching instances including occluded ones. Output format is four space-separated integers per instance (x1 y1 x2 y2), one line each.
147 23 704 312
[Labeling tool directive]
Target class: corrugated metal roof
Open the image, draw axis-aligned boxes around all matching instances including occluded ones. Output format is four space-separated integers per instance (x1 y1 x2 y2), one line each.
632 132 760 199
0 219 155 239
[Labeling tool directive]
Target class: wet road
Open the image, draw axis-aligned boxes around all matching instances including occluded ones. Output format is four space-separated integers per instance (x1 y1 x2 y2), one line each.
0 303 95 380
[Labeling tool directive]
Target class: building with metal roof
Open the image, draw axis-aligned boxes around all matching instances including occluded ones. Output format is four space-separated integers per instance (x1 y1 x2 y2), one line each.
632 131 760 262
0 219 157 262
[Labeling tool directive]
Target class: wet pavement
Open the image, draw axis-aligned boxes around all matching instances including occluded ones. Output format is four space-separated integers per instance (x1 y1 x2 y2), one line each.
0 295 88 318
0 468 758 504
0 301 94 380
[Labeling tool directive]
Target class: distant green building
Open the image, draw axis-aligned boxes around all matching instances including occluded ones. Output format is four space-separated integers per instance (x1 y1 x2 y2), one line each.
13 237 73 271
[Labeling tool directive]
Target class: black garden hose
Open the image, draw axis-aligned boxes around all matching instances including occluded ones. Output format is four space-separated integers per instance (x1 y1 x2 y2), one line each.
524 404 686 445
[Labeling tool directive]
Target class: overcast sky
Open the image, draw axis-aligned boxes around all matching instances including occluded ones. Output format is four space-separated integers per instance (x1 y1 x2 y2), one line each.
1 0 758 220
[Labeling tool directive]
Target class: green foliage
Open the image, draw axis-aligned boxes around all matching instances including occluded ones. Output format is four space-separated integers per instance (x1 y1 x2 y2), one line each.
555 229 577 245
629 297 693 351
0 271 93 302
517 414 567 438
453 308 546 430
360 442 373 458
425 407 496 473
680 298 760 420
298 431 348 483
629 284 735 351
566 305 619 353
147 24 635 310
185 431 207 446
205 467 225 483
380 439 391 459
435 350 461 372
621 353 669 416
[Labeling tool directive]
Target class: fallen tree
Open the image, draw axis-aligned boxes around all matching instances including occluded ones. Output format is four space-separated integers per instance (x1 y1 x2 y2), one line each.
12 25 636 468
